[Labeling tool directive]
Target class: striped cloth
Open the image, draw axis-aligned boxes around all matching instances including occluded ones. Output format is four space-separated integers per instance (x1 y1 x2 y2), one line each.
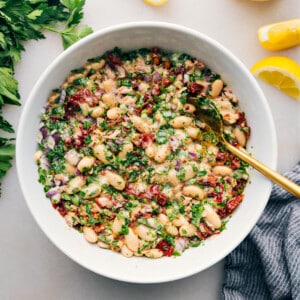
222 162 300 300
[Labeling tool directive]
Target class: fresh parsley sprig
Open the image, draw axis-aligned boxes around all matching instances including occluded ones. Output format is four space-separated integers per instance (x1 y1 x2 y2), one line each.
0 0 93 183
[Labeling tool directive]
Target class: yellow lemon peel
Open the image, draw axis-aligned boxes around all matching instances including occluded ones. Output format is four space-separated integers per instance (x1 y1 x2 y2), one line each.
258 19 300 51
143 0 168 6
251 56 300 100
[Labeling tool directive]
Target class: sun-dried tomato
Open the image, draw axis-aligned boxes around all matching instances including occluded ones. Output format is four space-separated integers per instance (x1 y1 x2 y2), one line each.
65 89 96 118
188 82 204 94
162 77 172 87
207 182 224 202
106 53 122 69
148 184 168 206
52 202 68 217
149 184 160 196
200 221 214 236
134 133 155 148
233 179 247 196
157 192 168 206
226 195 244 214
163 60 171 69
216 207 228 218
124 183 139 197
156 240 174 257
196 230 208 240
236 112 246 126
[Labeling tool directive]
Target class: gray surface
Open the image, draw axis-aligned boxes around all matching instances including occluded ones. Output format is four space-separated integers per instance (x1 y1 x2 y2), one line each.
1 0 299 299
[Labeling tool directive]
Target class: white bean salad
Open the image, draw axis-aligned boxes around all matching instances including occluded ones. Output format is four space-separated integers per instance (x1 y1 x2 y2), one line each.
35 47 250 258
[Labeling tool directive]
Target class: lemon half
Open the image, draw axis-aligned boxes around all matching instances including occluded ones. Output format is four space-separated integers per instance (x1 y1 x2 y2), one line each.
251 56 300 100
258 18 300 51
144 0 168 6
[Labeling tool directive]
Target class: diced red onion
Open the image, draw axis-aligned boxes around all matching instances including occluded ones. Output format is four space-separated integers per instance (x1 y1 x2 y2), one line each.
175 160 181 171
115 138 124 145
144 205 153 213
46 187 59 198
188 152 197 159
144 74 152 82
171 104 177 111
153 71 162 82
47 136 55 149
175 237 189 253
40 155 49 170
169 136 180 150
58 89 66 104
183 74 189 83
53 133 60 145
64 149 80 166
40 127 47 139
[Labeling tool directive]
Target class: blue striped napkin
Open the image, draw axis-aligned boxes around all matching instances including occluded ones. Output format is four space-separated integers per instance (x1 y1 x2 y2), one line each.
222 162 300 300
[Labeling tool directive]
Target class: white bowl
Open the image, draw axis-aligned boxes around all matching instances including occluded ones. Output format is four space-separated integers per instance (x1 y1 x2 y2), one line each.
16 21 277 283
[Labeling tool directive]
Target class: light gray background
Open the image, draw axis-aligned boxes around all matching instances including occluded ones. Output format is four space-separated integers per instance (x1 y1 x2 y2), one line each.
1 0 300 299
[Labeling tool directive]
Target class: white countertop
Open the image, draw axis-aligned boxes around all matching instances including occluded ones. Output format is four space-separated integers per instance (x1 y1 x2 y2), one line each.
1 0 299 299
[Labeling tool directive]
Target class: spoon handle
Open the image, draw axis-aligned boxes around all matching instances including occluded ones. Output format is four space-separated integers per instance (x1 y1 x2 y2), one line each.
225 142 300 198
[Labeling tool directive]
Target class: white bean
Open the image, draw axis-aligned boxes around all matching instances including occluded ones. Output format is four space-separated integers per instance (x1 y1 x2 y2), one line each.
143 249 163 259
66 176 86 194
77 156 95 172
170 116 192 129
158 213 169 225
97 241 109 249
121 245 133 258
202 204 222 229
166 224 179 236
34 150 43 164
124 228 140 252
64 212 79 227
102 79 116 92
130 115 150 133
145 144 156 159
179 224 197 237
79 103 90 116
172 215 189 227
154 111 167 126
65 162 76 175
136 224 157 241
107 107 124 120
105 170 126 191
95 196 113 208
212 165 233 176
154 144 170 163
102 93 117 107
93 143 115 163
83 227 98 243
64 149 81 166
234 127 246 147
90 105 105 118
118 142 133 159
81 183 101 199
186 127 201 139
181 165 197 181
182 185 206 200
167 169 181 186
112 217 125 235
211 79 224 98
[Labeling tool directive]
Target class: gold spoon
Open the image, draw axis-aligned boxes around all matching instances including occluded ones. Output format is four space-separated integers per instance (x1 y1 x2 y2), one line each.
188 97 300 198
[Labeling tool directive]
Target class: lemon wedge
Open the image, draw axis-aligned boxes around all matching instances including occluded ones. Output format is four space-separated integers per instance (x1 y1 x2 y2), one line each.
250 56 300 100
258 18 300 51
144 0 168 6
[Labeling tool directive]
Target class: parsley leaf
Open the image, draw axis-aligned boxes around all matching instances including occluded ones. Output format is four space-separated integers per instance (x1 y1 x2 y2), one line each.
0 0 93 186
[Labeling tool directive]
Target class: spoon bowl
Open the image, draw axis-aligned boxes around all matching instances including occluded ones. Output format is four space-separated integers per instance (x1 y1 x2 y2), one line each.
188 97 300 198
